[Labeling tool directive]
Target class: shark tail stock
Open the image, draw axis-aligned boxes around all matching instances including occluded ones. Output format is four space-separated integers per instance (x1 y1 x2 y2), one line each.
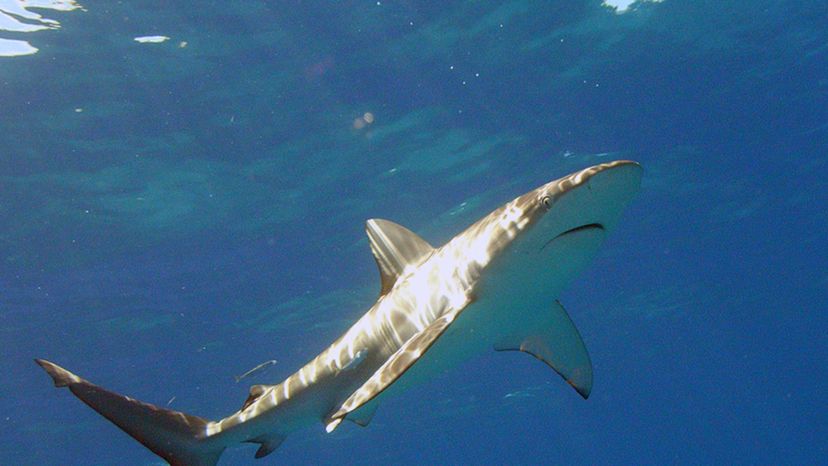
35 359 226 466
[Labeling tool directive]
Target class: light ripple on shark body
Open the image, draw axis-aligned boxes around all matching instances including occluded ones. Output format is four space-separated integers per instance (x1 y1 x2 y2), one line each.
36 160 642 465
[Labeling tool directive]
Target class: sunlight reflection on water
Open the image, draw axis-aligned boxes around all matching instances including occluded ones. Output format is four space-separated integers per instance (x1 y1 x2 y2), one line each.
0 0 82 57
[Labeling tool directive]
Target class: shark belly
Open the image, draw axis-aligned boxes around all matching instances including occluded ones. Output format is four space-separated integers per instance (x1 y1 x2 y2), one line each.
364 223 608 405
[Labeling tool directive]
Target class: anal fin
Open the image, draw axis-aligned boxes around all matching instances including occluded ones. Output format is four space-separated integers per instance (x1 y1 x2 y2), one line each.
248 434 286 459
494 301 593 399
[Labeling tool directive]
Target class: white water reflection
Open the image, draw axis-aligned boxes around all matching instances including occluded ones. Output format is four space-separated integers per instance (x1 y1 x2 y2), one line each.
0 0 83 57
602 0 664 14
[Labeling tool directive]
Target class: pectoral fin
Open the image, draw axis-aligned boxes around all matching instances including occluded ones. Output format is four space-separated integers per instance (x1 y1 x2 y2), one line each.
345 397 380 427
495 301 593 399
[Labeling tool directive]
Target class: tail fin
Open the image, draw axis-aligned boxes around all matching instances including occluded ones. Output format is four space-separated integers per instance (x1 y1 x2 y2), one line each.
35 359 224 466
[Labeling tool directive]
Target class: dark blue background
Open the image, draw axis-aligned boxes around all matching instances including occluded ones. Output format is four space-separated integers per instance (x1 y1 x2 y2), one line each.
1 1 826 464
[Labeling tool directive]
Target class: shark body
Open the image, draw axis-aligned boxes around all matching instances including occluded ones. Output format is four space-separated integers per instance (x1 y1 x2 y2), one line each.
37 160 641 465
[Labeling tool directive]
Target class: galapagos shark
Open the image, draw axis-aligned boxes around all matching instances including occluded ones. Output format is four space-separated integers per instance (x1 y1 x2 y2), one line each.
36 160 641 465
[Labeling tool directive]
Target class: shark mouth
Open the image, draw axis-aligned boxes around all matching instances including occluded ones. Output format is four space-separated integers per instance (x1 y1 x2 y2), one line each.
541 223 605 251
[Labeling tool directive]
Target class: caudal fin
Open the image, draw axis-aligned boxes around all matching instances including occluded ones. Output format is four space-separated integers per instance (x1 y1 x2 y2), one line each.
35 359 224 466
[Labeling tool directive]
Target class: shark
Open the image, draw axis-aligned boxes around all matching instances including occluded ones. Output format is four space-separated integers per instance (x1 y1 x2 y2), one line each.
36 160 641 465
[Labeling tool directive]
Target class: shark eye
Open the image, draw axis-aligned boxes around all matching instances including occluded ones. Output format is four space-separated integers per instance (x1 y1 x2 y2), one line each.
541 196 552 210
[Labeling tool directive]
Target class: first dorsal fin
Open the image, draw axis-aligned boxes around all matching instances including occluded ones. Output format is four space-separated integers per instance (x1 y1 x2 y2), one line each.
366 219 434 295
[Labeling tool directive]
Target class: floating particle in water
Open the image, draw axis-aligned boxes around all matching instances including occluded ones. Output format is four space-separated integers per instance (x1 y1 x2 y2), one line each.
134 35 170 44
353 111 375 129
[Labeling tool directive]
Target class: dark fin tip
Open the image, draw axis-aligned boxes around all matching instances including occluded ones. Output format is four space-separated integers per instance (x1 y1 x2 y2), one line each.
254 446 271 459
568 379 591 400
35 359 79 388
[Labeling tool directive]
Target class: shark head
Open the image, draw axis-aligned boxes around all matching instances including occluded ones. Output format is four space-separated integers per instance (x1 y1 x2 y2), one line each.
455 160 642 297
530 159 642 245
418 160 642 400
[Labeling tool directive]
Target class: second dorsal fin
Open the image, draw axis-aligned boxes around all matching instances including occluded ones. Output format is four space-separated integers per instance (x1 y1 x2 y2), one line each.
365 219 434 296
240 384 270 411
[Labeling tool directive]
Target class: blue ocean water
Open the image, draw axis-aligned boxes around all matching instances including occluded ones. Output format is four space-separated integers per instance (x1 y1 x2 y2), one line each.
1 0 826 464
